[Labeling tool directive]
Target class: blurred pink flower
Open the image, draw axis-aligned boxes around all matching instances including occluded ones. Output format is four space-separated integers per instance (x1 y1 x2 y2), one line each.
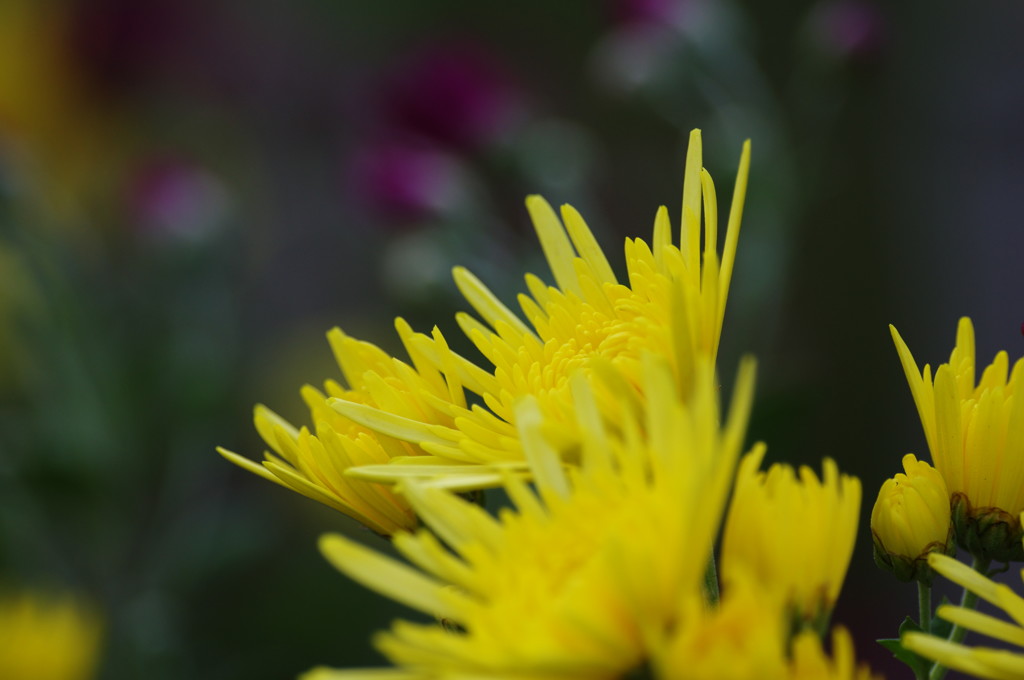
381 43 522 150
349 140 464 223
128 157 227 239
607 0 684 27
810 1 886 60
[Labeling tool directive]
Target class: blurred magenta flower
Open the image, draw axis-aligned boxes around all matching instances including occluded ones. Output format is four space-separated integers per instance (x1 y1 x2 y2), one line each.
349 140 465 223
381 43 522 150
607 0 684 27
809 1 886 60
128 157 228 240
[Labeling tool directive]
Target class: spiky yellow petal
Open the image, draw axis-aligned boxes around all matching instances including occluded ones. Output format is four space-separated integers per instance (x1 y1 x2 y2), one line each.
218 324 472 534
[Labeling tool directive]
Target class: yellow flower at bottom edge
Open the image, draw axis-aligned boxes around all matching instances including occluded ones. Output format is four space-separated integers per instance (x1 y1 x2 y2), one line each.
720 447 862 627
656 571 881 680
871 453 954 583
0 590 102 680
331 129 752 489
789 627 882 680
891 317 1024 561
655 571 790 680
903 546 1024 680
301 356 757 679
219 321 478 536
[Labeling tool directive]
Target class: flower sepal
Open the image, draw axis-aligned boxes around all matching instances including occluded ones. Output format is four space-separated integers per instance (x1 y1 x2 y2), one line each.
952 492 1024 562
871 526 955 585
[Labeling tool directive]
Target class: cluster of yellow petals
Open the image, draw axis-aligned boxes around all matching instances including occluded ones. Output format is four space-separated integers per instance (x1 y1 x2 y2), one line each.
891 317 1024 518
660 580 879 680
220 129 880 678
221 129 752 513
720 448 861 624
654 571 790 679
880 317 1024 679
219 323 464 535
657 570 879 680
305 357 756 679
308 357 875 679
0 590 103 680
790 627 882 680
329 129 751 488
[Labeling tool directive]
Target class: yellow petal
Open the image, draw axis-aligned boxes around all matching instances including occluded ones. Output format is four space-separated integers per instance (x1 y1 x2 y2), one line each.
318 533 465 621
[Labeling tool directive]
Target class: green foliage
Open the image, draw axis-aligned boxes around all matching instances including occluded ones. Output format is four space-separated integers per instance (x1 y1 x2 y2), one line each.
877 600 954 679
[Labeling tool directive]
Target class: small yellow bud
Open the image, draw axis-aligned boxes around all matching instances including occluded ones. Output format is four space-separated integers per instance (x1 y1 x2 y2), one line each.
871 454 954 583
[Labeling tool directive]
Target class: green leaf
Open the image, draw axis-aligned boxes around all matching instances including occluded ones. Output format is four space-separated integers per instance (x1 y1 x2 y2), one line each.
898 616 923 635
878 637 929 677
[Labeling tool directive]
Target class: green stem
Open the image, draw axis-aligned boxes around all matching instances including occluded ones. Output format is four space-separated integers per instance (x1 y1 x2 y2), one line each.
909 580 933 680
918 580 932 635
927 557 989 680
703 552 720 606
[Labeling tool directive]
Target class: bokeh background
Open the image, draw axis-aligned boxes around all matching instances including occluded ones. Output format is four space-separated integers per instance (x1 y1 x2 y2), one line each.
1 0 1023 677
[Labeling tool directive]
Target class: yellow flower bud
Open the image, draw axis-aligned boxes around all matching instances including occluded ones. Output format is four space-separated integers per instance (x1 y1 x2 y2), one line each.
871 454 953 583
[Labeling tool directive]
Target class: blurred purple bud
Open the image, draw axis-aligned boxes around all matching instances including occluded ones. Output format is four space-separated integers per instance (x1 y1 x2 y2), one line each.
810 1 886 60
349 141 465 224
381 43 522 150
128 158 228 240
608 0 685 27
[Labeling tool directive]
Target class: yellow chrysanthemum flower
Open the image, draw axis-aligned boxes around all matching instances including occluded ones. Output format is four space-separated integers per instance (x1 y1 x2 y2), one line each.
654 571 791 679
658 570 881 680
891 317 1024 561
219 322 474 535
332 129 751 488
790 627 882 680
903 548 1024 680
871 453 954 583
720 448 862 626
302 356 757 679
0 591 103 680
